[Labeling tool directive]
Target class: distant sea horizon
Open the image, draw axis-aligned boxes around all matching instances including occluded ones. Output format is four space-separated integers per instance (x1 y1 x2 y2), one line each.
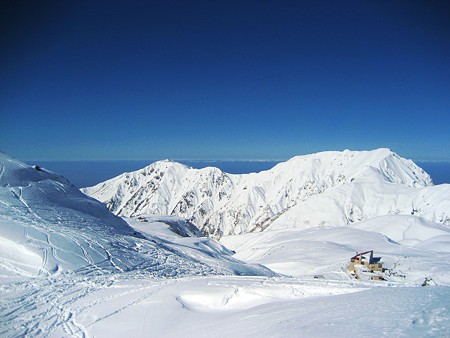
35 159 450 189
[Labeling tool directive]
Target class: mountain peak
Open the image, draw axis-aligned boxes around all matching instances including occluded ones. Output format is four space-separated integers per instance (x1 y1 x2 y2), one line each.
83 149 437 237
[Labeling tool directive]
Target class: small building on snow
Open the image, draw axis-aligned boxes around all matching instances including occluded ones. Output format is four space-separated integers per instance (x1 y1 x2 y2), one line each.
348 250 385 281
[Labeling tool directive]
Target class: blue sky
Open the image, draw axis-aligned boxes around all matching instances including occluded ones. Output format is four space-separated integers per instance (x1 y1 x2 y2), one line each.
1 1 449 161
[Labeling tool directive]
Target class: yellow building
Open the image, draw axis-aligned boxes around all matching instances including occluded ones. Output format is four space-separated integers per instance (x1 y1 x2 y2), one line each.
348 250 385 280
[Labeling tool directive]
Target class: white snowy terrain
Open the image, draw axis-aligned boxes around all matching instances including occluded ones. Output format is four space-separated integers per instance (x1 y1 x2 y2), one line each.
0 152 270 279
0 152 273 336
2 149 450 337
83 148 450 237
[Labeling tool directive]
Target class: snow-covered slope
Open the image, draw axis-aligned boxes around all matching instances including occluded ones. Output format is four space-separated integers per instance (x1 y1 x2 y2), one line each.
268 174 450 230
83 149 449 237
5 210 450 336
0 152 273 278
222 215 450 285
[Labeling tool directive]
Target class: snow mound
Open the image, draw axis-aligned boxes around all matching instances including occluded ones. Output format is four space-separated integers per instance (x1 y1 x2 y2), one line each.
177 280 364 312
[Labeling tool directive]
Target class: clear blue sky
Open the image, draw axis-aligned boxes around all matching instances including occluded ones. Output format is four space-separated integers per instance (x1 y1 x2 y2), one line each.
1 1 449 161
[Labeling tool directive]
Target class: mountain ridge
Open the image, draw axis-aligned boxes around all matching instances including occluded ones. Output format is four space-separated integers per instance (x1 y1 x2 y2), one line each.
0 152 274 277
82 149 449 237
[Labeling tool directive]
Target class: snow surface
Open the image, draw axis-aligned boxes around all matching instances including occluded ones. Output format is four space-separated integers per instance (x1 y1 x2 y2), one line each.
221 219 450 285
2 150 450 337
3 269 450 337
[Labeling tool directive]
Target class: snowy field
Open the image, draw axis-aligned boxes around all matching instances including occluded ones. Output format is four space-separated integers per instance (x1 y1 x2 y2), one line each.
1 150 450 337
4 274 449 337
2 213 450 337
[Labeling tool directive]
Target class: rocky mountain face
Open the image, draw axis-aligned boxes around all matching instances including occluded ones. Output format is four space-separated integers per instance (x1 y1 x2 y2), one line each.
82 149 449 237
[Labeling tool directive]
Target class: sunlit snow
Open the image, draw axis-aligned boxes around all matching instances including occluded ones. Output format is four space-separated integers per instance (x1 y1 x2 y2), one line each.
1 150 450 337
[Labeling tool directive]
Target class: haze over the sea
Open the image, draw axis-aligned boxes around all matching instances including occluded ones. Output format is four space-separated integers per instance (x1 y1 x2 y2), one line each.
37 159 450 188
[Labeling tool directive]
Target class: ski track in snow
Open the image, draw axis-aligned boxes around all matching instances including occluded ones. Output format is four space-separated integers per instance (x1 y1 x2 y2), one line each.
83 280 171 330
0 272 176 337
4 275 449 337
0 275 354 337
11 187 41 221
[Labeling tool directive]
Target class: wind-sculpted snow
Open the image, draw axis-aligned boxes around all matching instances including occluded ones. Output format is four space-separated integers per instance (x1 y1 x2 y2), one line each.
0 152 274 278
83 148 448 237
3 275 450 337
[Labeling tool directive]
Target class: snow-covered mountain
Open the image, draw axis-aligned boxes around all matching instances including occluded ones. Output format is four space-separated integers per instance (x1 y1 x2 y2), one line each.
0 152 273 278
83 148 449 237
2 150 450 337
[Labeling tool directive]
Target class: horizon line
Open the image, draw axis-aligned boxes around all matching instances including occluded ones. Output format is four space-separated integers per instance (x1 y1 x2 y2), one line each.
27 158 289 163
23 158 450 164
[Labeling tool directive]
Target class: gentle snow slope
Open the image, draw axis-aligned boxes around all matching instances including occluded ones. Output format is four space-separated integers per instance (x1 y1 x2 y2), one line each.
222 216 450 285
63 278 450 338
83 149 450 237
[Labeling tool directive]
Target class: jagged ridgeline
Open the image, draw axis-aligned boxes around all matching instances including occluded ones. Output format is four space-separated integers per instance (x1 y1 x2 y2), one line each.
82 149 450 238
